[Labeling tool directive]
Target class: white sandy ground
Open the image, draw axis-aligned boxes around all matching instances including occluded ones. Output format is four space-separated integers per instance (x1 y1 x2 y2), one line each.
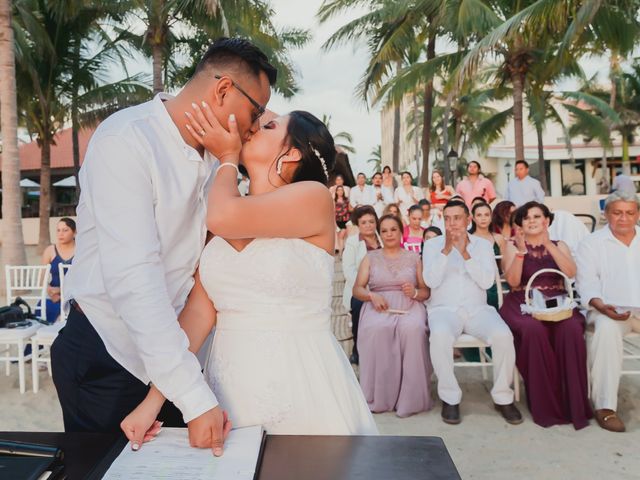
1 364 639 480
1 251 640 479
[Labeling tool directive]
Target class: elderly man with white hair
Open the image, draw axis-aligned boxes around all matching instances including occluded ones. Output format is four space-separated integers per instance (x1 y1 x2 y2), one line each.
576 191 640 433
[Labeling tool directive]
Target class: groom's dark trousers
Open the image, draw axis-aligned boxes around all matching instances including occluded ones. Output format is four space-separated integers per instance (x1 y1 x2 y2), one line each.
51 304 185 432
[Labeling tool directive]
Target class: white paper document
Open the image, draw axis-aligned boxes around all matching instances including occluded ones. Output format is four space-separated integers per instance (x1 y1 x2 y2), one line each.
103 426 264 480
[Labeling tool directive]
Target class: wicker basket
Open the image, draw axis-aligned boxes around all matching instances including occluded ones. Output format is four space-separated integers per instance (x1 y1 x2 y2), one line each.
524 268 574 322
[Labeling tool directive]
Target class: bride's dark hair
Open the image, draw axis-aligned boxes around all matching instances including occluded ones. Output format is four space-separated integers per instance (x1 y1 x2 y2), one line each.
285 111 336 186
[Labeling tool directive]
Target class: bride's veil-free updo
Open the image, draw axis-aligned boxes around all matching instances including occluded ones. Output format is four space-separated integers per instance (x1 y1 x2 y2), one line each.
285 111 336 186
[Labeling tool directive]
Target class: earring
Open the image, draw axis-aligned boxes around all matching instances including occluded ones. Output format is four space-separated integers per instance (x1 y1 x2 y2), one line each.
276 158 283 175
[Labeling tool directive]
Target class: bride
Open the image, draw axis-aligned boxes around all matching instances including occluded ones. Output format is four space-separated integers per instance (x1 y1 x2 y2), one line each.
120 106 377 446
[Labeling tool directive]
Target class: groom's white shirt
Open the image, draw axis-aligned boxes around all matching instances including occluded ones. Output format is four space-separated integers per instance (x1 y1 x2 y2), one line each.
66 93 219 422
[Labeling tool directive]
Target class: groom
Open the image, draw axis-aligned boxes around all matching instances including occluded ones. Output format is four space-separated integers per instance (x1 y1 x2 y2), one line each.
50 37 277 454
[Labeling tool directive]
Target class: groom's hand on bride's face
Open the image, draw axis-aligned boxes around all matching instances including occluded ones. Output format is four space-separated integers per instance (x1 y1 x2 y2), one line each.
187 406 232 456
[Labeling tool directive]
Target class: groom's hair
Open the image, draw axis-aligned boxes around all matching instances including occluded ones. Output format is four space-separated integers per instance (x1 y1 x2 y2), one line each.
194 37 277 85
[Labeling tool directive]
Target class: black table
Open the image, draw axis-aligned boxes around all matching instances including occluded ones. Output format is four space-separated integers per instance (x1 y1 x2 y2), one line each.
0 431 461 480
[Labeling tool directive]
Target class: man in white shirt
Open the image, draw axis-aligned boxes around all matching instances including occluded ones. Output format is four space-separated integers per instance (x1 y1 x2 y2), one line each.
576 191 640 433
423 200 521 425
370 172 393 217
350 172 375 209
50 38 276 454
238 174 250 196
506 160 545 206
611 172 637 196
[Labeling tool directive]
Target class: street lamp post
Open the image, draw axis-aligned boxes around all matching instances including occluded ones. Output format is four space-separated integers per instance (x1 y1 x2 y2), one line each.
447 149 459 185
504 160 512 182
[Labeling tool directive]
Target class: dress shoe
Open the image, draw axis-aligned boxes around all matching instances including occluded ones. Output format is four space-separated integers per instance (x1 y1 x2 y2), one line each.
494 403 523 425
595 409 625 432
441 401 461 424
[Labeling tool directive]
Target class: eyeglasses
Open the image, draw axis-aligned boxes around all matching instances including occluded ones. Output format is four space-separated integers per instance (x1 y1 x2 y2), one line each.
214 74 266 122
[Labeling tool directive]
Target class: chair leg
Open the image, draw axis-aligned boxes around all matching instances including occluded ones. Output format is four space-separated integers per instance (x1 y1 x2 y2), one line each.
479 347 488 380
4 344 9 376
514 367 520 402
32 339 39 394
17 338 25 394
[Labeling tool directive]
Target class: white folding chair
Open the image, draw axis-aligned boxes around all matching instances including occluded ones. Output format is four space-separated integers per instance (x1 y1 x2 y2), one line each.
2 265 49 393
58 263 71 321
403 242 422 253
31 263 71 392
5 265 49 320
622 332 640 376
452 268 521 402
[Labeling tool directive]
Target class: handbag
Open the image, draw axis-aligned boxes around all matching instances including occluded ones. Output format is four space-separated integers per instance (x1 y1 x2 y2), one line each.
0 297 43 328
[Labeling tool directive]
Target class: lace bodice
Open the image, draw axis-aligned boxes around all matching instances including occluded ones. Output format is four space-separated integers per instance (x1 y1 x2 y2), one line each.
199 237 334 322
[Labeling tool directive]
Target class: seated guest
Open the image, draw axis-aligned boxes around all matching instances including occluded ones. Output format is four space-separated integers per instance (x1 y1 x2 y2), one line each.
353 215 433 417
342 206 381 364
492 200 516 241
500 201 592 429
39 218 76 323
423 201 521 425
429 170 455 210
470 196 487 209
371 171 394 217
329 173 350 198
350 172 375 208
403 205 425 252
382 165 397 190
470 202 505 309
421 226 442 257
576 192 640 432
418 199 443 229
394 171 424 221
548 210 589 257
383 203 403 224
334 185 352 255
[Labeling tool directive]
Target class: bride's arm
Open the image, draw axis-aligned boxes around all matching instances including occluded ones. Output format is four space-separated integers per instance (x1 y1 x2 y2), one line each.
187 104 334 240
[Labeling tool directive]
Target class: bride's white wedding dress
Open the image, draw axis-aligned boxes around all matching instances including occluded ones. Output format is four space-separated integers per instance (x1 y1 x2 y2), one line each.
199 236 378 435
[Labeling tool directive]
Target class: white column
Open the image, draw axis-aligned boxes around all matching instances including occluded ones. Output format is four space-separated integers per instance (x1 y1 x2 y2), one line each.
585 159 598 195
550 159 562 197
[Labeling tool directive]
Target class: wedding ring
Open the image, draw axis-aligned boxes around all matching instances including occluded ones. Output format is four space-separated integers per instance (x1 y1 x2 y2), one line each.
199 129 206 136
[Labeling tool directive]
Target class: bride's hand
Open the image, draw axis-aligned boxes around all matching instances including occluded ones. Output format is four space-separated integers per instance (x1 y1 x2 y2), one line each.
120 398 164 450
185 102 242 164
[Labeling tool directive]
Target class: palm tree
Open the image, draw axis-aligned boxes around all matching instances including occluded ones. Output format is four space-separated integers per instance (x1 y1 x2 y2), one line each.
367 144 382 172
0 0 27 267
322 114 356 154
121 0 309 97
14 1 151 251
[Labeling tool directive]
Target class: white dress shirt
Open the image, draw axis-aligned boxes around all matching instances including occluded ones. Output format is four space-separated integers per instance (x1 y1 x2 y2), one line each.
506 175 545 206
371 185 394 217
394 186 425 219
422 235 497 309
66 93 218 422
350 184 375 208
575 225 640 310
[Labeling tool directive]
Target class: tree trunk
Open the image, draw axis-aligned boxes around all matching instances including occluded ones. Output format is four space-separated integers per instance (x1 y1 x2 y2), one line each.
37 140 52 252
535 123 548 193
413 94 421 177
441 90 454 185
392 104 401 173
72 39 81 202
0 0 27 267
511 71 525 163
622 133 631 176
419 33 436 188
152 43 164 94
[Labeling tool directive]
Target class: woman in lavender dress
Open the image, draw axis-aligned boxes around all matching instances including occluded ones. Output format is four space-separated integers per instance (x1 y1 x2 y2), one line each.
500 202 592 429
353 214 433 417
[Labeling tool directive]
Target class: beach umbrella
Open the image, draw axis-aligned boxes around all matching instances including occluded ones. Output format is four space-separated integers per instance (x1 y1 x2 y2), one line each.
20 178 40 188
53 176 76 187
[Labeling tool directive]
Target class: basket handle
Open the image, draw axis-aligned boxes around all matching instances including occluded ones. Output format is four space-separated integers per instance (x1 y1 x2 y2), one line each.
524 268 574 307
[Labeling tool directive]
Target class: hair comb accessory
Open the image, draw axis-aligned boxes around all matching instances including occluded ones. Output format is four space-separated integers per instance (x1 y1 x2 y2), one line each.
309 143 329 180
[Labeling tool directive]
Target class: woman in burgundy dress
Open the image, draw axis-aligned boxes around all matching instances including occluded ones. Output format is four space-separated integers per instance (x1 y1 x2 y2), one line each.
500 201 592 429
